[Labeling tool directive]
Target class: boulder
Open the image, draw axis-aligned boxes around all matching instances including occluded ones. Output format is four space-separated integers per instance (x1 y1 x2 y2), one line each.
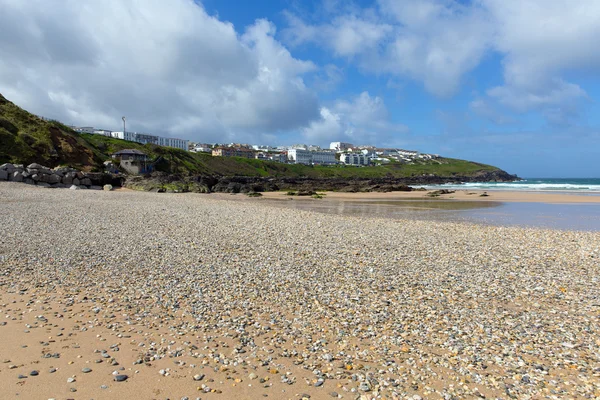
103 184 113 191
37 182 51 188
0 163 15 173
69 185 80 190
47 174 61 184
73 178 80 186
11 171 23 182
62 176 73 185
0 170 7 181
31 173 41 182
27 163 45 170
80 178 92 186
76 171 84 179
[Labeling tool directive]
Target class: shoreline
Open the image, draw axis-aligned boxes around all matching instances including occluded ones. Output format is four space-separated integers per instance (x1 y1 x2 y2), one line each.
259 189 600 204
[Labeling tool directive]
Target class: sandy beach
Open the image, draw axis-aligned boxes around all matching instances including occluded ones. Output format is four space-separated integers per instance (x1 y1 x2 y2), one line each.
1 182 599 399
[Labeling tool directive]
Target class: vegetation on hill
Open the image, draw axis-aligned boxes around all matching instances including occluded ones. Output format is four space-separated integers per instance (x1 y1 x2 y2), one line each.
0 93 509 179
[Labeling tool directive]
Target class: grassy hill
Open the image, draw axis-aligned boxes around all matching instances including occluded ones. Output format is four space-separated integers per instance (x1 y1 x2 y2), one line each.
0 93 507 179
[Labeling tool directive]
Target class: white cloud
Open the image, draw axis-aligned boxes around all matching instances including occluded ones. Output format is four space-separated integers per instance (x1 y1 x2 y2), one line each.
285 0 600 122
483 0 599 115
302 91 408 145
0 0 320 142
283 12 392 58
285 0 494 97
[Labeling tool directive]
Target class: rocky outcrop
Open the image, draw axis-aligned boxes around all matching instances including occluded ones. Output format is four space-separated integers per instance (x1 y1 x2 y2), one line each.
0 163 123 189
123 169 519 194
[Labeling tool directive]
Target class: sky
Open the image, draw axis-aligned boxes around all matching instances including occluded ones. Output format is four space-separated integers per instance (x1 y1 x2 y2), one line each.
0 0 599 177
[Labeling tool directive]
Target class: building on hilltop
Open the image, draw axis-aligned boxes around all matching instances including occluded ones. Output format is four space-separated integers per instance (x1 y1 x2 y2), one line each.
110 131 189 151
212 147 255 158
340 153 371 166
330 142 354 151
287 149 336 165
287 149 312 164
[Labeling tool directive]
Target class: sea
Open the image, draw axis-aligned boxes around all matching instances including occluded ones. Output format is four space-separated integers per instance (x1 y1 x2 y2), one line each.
423 178 600 194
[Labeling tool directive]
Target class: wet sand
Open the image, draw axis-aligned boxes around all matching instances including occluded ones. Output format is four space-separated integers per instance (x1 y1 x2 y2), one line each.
260 190 600 204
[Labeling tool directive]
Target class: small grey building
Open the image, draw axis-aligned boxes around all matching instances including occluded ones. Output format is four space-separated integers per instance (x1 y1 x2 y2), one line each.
111 149 152 174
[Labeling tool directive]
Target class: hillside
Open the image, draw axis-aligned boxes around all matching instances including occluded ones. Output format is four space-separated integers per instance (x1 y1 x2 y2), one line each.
0 94 516 182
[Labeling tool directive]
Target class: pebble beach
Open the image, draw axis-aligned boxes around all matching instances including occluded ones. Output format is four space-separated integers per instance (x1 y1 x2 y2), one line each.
1 182 599 400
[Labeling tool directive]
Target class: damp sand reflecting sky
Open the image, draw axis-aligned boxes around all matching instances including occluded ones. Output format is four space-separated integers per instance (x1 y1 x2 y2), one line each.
264 197 600 231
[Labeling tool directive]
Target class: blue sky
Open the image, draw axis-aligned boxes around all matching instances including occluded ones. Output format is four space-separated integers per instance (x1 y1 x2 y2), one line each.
1 0 599 177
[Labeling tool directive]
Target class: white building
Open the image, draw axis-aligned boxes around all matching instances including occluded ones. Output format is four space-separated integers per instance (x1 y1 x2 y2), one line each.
340 153 371 166
111 131 136 142
158 136 189 151
94 129 113 137
330 142 354 151
74 126 96 134
111 131 189 151
310 150 336 165
192 146 212 153
287 149 313 164
287 149 337 165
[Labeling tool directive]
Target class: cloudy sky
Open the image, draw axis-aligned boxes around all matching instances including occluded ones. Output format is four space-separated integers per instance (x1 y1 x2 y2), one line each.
1 0 599 177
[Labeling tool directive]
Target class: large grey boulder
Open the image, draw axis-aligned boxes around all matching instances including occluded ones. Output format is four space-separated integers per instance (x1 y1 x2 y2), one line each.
62 176 73 185
0 163 15 173
27 163 45 170
11 171 23 182
80 178 92 186
47 174 61 184
69 185 80 190
73 178 80 186
0 170 7 180
31 173 41 182
103 184 113 191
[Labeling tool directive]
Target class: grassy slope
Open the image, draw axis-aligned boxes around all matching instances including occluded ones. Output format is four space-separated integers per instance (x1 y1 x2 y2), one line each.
80 133 499 178
1 93 501 178
0 94 102 169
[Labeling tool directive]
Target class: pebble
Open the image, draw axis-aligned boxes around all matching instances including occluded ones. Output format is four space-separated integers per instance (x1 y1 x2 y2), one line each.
82 368 92 373
114 374 128 382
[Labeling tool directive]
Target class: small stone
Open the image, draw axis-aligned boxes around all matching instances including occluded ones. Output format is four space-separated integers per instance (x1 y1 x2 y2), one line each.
30 370 39 376
114 374 128 382
82 367 92 373
193 374 205 381
67 377 76 383
18 374 27 379
248 372 258 380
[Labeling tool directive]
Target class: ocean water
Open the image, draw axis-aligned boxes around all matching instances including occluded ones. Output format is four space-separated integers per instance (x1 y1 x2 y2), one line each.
424 178 600 193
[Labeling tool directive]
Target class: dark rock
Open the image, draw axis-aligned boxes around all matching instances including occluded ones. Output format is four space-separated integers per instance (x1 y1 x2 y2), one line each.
114 374 128 382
